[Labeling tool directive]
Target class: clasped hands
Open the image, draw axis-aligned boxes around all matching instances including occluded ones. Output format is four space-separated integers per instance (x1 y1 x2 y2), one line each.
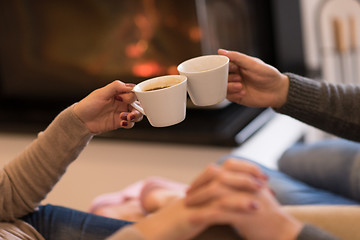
183 159 302 240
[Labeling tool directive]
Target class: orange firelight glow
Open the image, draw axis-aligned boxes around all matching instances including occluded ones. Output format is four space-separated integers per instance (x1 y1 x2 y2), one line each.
189 26 202 42
167 65 179 75
125 41 148 58
132 61 165 77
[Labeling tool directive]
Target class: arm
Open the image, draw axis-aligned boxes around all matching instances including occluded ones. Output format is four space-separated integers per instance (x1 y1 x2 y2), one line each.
277 73 360 142
0 106 93 221
219 49 360 142
0 80 142 221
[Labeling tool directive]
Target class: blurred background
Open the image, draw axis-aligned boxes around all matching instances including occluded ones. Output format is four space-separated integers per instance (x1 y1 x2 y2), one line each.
0 0 359 211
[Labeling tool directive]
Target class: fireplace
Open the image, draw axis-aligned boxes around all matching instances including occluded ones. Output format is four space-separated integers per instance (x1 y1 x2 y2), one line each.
0 0 276 146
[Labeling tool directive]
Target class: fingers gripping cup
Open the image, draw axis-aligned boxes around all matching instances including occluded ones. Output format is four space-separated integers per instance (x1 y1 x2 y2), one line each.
131 75 187 127
177 55 229 106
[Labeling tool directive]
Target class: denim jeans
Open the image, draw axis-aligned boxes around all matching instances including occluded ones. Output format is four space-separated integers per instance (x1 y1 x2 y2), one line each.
21 204 132 240
276 138 360 205
220 138 360 205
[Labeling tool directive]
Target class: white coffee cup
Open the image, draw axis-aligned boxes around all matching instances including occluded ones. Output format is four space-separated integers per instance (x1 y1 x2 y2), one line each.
131 75 187 127
177 55 229 106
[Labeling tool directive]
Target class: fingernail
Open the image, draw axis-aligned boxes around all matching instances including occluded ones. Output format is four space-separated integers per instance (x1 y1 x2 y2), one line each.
249 201 259 210
121 121 128 127
255 179 265 188
262 174 269 181
269 188 276 196
125 83 136 88
121 113 128 121
130 114 135 121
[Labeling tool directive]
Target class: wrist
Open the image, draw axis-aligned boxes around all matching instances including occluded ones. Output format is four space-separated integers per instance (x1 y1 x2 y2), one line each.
134 200 204 240
274 210 303 240
273 74 289 108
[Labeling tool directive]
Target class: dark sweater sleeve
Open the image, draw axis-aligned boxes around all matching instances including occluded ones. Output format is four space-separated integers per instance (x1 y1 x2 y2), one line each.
276 73 360 142
297 224 341 240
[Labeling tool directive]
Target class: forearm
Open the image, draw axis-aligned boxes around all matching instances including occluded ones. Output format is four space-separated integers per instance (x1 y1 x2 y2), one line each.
107 221 337 240
108 199 207 240
0 105 93 220
276 73 360 142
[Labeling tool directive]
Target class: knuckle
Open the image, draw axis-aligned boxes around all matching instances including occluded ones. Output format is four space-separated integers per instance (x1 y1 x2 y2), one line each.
208 182 221 196
217 171 228 182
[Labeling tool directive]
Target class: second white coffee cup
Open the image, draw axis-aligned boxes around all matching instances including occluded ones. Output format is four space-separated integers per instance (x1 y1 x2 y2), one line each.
177 55 229 106
131 75 187 127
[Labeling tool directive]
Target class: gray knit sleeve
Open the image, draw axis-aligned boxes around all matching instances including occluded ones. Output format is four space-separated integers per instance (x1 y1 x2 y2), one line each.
276 73 360 141
297 224 341 240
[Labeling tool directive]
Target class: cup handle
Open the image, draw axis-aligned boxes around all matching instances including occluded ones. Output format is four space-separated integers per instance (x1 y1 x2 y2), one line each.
131 101 146 115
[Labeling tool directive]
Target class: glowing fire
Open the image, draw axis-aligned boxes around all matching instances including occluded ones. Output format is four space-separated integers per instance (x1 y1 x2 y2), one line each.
132 61 165 77
125 40 149 59
120 1 201 80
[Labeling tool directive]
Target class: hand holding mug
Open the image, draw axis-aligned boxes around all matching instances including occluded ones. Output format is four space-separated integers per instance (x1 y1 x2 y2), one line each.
73 80 143 134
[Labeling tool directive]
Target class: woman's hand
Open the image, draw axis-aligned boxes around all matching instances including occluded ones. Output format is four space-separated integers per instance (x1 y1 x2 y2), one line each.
185 159 303 240
73 80 143 134
218 49 290 108
186 159 268 208
132 160 269 240
131 159 302 240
